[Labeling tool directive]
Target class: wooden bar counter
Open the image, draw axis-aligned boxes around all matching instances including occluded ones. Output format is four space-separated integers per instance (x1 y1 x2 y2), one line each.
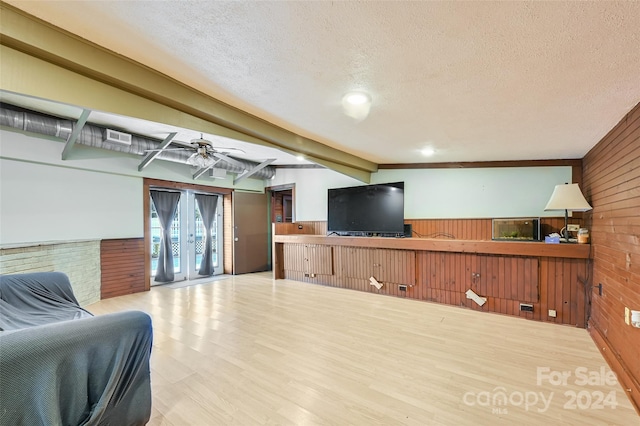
273 234 592 328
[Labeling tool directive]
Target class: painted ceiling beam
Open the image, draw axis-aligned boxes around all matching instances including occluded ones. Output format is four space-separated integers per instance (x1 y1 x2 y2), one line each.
0 4 375 183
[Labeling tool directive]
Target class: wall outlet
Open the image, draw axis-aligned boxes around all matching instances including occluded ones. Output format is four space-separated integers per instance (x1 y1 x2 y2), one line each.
548 309 557 318
567 224 580 232
625 307 630 325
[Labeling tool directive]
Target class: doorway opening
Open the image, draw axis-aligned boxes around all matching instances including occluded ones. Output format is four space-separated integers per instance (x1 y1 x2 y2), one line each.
149 189 224 285
268 184 295 223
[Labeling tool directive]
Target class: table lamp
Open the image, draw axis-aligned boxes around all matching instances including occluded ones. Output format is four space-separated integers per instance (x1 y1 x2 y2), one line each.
544 183 592 242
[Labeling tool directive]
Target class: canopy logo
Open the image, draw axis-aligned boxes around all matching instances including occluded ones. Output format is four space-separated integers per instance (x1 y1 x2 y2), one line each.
462 387 553 414
462 366 619 415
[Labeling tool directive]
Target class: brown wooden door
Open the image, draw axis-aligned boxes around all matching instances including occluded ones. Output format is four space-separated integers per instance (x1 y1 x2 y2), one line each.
233 191 269 274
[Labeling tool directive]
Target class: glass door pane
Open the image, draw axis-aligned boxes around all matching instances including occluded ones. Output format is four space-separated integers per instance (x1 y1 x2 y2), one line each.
189 193 223 277
150 192 185 284
194 200 204 272
150 189 223 283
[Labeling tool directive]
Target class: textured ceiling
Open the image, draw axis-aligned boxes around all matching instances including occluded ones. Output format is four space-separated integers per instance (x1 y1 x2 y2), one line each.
5 1 640 165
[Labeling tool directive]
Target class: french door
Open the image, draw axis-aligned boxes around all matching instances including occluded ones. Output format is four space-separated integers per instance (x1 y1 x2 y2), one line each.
150 189 223 284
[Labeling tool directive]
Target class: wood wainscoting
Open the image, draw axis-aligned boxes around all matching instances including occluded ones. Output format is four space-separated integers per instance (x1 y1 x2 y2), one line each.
274 218 575 240
408 217 574 240
100 238 145 299
274 235 591 328
274 221 327 235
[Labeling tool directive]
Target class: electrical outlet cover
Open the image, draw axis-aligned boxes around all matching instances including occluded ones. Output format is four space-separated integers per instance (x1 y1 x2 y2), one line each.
567 224 580 232
625 307 630 325
548 309 557 318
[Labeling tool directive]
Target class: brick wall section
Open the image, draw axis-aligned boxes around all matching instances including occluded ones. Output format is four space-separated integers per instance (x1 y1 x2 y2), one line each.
0 240 101 306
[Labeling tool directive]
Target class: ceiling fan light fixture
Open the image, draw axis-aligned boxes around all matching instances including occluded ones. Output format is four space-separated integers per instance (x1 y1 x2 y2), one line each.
187 152 217 168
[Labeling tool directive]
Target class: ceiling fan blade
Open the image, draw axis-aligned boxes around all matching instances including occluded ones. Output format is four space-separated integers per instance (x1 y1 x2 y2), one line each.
211 147 246 154
212 152 247 169
166 140 199 149
143 148 190 152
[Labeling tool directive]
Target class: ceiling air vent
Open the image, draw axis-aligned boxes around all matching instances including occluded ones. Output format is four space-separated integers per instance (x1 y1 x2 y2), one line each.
209 168 227 179
104 129 132 146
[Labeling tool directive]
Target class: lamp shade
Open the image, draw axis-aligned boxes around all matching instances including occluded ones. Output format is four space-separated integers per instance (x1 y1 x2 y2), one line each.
544 183 592 212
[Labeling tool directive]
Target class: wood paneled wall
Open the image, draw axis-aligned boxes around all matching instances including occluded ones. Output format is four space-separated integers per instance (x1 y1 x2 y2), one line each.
275 218 572 240
100 238 145 299
280 241 588 327
408 219 492 240
582 102 640 411
408 218 573 240
274 221 327 235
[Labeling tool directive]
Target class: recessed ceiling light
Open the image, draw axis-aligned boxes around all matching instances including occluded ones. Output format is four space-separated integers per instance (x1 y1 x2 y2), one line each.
343 92 371 106
341 91 373 120
296 155 305 161
421 147 435 157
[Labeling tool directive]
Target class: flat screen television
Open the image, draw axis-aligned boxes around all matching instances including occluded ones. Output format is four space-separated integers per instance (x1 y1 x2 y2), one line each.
327 182 405 236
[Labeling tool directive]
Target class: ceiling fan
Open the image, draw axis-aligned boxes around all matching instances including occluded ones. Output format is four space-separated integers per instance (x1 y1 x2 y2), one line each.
146 134 245 168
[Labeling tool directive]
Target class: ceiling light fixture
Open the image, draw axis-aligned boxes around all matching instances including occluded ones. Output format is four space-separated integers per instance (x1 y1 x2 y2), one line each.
296 155 305 161
343 92 371 106
187 151 217 168
421 147 435 157
341 91 372 121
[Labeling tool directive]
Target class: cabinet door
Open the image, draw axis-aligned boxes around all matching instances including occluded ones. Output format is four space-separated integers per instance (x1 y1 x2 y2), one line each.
341 247 375 279
476 255 538 303
283 243 306 272
305 245 333 275
341 247 415 285
375 249 416 285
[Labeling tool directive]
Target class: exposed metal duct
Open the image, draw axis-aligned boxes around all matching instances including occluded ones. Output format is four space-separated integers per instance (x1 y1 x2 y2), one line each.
0 105 276 179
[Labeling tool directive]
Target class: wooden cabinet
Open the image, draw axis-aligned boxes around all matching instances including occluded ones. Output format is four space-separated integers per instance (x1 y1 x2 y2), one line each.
283 244 333 276
475 255 538 303
420 252 538 303
341 247 415 285
274 235 589 327
306 245 333 276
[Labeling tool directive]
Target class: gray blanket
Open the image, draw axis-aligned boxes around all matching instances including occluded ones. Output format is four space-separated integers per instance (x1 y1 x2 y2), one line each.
0 272 152 426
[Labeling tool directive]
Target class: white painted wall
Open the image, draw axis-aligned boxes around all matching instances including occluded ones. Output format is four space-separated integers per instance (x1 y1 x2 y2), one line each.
271 168 362 221
271 166 573 221
1 128 574 243
0 158 142 244
0 129 265 245
374 167 572 219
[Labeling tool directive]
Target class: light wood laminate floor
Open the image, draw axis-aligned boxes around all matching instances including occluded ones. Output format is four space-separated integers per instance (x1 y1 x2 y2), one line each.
88 272 638 425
